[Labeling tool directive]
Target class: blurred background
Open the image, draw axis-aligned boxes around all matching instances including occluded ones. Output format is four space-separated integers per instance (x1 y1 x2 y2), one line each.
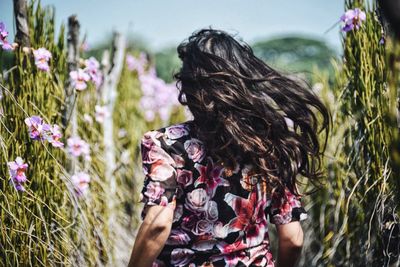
1 0 342 81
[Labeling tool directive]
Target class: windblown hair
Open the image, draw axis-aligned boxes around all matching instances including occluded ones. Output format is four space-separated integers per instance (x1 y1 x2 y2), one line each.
174 28 331 198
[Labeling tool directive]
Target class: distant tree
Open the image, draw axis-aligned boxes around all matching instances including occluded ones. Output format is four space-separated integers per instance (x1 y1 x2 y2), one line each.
84 33 150 62
154 47 181 83
252 36 337 79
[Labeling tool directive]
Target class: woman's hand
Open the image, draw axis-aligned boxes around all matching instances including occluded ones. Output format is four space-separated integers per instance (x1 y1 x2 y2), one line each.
128 205 174 267
275 221 304 267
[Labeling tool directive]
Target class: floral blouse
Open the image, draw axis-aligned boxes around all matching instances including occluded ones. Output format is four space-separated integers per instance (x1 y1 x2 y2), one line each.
139 120 308 267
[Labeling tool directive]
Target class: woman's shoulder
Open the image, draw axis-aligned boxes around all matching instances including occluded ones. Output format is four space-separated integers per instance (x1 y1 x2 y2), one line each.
141 120 201 159
142 121 206 168
143 120 196 145
143 120 195 139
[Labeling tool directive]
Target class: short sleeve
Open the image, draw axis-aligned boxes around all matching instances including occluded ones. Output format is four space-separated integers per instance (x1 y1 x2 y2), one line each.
138 130 178 220
267 186 308 225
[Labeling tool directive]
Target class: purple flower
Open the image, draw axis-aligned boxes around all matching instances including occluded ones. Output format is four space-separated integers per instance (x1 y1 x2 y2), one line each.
184 188 209 213
84 57 102 87
176 169 193 188
71 171 90 196
138 69 179 122
24 116 64 148
0 22 14 51
144 181 165 203
184 138 206 163
70 68 90 90
94 105 110 123
126 52 147 74
24 116 51 141
1 42 13 51
47 124 64 148
340 8 366 32
7 156 28 191
33 48 52 71
67 136 90 158
379 36 385 45
0 22 8 40
128 53 180 122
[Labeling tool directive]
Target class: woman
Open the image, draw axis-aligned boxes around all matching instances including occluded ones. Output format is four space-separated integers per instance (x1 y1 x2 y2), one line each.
128 28 330 267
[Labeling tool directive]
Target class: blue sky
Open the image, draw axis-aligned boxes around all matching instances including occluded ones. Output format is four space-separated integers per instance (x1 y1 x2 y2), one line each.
1 0 344 52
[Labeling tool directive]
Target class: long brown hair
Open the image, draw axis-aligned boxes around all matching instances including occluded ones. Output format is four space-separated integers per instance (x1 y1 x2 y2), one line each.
174 28 331 197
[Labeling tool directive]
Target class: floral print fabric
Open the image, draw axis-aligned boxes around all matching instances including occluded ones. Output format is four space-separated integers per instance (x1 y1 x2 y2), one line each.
139 120 308 267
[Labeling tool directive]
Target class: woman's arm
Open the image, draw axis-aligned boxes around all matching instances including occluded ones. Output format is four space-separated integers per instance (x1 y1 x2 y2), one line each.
128 205 174 267
275 221 304 267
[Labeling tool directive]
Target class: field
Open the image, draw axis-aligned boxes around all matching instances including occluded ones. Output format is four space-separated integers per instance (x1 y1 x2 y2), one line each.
0 0 399 266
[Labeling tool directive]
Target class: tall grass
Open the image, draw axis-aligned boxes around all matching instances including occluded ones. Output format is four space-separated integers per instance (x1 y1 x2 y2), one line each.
0 1 75 265
302 1 400 266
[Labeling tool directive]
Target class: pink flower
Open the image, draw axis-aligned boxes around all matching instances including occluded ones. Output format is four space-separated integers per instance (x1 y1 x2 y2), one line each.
145 158 176 182
184 138 205 163
7 156 28 191
69 68 90 90
176 169 193 188
33 48 52 71
137 65 179 122
1 42 13 51
340 8 366 32
0 22 8 40
7 156 28 183
193 219 213 236
67 136 90 158
165 124 189 139
126 52 147 74
0 22 14 51
216 239 248 258
47 124 64 148
206 200 219 222
24 115 51 141
71 172 90 196
194 157 229 197
184 188 209 213
224 189 268 247
141 130 163 149
94 105 110 123
144 181 165 203
141 131 176 181
24 116 64 148
84 57 102 87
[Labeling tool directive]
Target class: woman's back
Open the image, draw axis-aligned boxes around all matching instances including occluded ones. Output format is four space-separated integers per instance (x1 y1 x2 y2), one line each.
139 120 308 267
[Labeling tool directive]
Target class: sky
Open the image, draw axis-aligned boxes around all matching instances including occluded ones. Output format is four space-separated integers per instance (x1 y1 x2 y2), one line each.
1 0 344 52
